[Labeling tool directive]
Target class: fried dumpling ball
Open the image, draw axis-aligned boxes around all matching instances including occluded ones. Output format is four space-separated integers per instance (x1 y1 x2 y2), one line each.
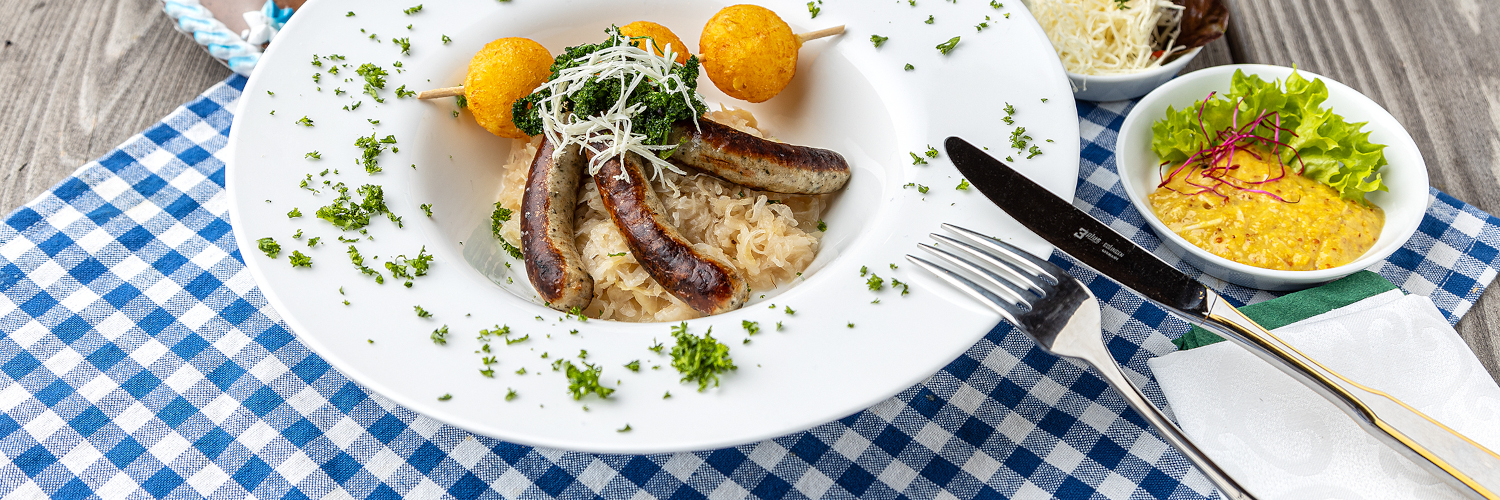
700 5 801 103
464 37 554 139
620 21 690 65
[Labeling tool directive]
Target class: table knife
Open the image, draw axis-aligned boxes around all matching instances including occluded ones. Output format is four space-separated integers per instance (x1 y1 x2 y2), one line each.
945 136 1500 500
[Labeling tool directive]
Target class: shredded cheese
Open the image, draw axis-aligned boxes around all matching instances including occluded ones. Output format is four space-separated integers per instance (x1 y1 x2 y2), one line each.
1026 0 1184 76
531 35 702 186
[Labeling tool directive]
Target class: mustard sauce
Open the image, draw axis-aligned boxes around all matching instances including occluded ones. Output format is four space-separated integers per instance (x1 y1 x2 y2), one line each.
1148 148 1384 271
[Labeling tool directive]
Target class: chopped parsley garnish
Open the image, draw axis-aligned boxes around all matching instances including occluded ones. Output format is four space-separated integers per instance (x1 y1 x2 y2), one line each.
976 22 990 32
910 152 928 165
1028 145 1043 159
355 63 388 102
505 333 529 345
648 339 664 354
299 175 318 193
925 15 935 24
807 1 821 18
393 37 411 55
860 265 869 277
430 325 449 345
505 389 517 401
395 85 416 99
490 203 521 258
420 204 433 216
867 274 885 291
925 145 939 158
870 35 889 48
289 251 312 267
343 101 361 112
515 367 527 375
403 4 422 14
625 360 641 372
956 179 971 190
1009 126 1031 150
891 278 911 295
318 183 395 231
816 220 827 232
990 0 1003 7
384 247 433 287
296 116 314 127
890 263 899 270
777 321 784 331
354 132 397 174
784 306 795 315
847 322 855 328
668 323 737 392
563 360 614 400
437 393 451 401
937 36 961 55
903 183 931 194
368 119 380 125
742 320 760 336
618 424 632 432
306 151 321 160
607 252 626 257
257 237 281 258
567 306 588 322
414 305 431 318
904 63 915 71
346 245 383 284
346 11 355 16
307 237 321 247
663 391 672 399
287 208 302 218
442 35 452 44
455 95 468 109
294 229 303 239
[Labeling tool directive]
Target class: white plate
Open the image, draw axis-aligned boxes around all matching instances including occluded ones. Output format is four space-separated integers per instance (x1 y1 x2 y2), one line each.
227 0 1079 453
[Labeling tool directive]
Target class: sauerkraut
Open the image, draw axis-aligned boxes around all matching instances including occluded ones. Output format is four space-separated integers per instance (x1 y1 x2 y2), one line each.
493 108 827 322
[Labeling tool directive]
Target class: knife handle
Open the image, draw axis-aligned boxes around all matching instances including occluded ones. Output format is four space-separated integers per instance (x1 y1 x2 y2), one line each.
1197 296 1500 499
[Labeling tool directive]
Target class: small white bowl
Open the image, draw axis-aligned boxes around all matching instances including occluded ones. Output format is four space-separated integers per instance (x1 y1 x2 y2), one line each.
1115 64 1429 291
1068 47 1200 102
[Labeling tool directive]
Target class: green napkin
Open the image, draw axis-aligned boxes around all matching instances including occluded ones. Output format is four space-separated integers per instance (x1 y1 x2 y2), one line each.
1172 271 1399 351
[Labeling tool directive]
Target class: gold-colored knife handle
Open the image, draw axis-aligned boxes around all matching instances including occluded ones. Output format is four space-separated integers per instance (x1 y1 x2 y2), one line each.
1197 293 1500 499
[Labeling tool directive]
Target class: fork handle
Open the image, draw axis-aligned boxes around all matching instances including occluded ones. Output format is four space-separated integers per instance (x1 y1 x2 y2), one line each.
1058 334 1259 499
1198 297 1500 499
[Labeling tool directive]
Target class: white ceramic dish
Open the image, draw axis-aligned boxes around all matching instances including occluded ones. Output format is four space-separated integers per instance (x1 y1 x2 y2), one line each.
227 0 1080 452
1068 47 1200 102
1116 64 1429 291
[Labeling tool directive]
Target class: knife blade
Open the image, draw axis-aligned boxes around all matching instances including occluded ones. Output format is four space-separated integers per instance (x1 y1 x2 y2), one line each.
944 136 1209 314
944 135 1500 499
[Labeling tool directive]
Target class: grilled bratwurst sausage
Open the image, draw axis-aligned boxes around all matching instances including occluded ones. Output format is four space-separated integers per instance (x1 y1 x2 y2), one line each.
592 151 749 315
667 119 850 195
521 138 593 311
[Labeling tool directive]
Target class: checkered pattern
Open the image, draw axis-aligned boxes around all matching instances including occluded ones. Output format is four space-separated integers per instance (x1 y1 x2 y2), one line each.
2 77 1498 500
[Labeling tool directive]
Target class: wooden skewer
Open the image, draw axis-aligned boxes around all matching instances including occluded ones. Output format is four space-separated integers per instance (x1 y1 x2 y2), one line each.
417 26 845 100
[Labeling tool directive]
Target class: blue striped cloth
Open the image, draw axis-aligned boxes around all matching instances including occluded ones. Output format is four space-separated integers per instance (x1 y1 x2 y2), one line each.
3 76 1498 500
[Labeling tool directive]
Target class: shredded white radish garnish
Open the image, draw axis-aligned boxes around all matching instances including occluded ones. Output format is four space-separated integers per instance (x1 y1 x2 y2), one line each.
532 35 702 186
1027 0 1185 76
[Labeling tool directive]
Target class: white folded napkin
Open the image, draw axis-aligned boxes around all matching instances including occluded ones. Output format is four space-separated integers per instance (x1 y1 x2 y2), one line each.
1147 290 1500 499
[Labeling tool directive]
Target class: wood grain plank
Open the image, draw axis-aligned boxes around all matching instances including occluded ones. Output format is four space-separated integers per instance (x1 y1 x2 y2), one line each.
0 0 231 212
1224 0 1500 382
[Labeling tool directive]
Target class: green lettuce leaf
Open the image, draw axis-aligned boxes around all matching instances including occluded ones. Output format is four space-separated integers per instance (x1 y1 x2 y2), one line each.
1150 69 1387 203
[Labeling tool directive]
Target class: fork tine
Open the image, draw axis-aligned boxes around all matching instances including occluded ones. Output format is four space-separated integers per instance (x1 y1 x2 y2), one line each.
930 233 1047 297
941 223 1059 285
918 242 1039 307
906 254 1028 326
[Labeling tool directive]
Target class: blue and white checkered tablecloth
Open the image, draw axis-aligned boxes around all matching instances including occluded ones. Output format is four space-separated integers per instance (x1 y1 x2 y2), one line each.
3 75 1499 500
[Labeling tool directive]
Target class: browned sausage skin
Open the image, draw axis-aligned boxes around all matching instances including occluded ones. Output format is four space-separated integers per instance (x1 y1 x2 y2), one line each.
592 151 749 315
520 138 593 311
667 118 850 195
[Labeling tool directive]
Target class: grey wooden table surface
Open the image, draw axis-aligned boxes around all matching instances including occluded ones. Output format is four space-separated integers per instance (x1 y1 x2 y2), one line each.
2 0 1497 382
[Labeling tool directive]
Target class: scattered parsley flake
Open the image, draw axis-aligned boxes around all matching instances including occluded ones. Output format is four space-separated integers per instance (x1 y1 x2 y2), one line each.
957 179 971 190
505 389 517 401
437 393 451 401
925 15 935 24
990 0 1003 7
442 34 452 44
306 151 321 160
925 145 939 158
905 63 915 71
346 11 355 16
807 1 820 18
563 360 615 400
891 278 911 295
296 116 313 127
910 152 928 165
289 251 312 267
867 274 885 291
430 325 449 345
414 305 431 318
395 85 416 98
669 323 737 392
871 35 889 48
937 36 960 55
308 237 321 247
743 320 760 336
346 245 384 284
287 208 302 218
403 4 423 14
784 306 796 315
618 424 632 432
607 252 627 257
420 203 432 216
257 237 281 258
816 220 827 232
393 37 412 55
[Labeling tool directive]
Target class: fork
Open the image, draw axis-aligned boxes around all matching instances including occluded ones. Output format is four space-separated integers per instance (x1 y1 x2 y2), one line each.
908 223 1258 500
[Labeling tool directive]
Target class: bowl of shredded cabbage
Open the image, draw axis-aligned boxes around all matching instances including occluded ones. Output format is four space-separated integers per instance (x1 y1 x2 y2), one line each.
1028 0 1227 102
